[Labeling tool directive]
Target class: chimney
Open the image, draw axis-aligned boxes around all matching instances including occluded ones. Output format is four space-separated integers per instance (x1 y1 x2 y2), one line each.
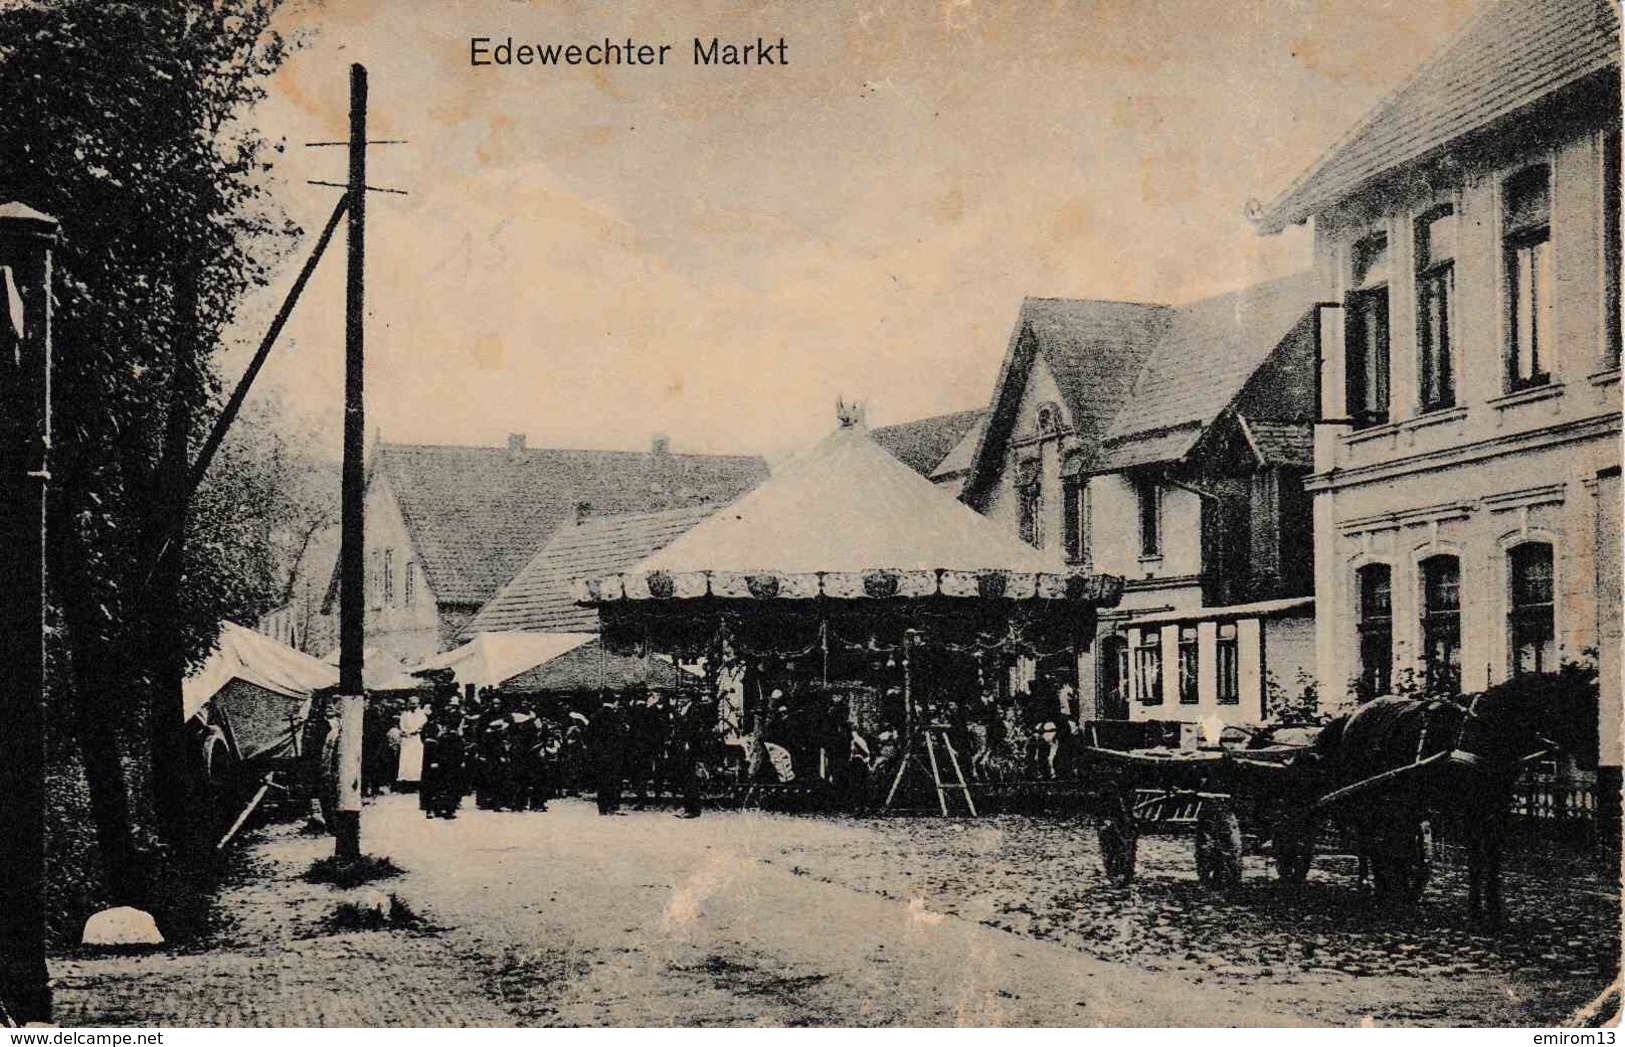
507 433 526 460
574 500 593 525
651 433 670 456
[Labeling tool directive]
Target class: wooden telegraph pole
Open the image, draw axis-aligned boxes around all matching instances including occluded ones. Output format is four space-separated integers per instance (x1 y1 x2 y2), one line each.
333 62 369 859
0 202 59 1026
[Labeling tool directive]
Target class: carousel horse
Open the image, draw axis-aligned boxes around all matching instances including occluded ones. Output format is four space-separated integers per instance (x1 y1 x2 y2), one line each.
1307 671 1595 923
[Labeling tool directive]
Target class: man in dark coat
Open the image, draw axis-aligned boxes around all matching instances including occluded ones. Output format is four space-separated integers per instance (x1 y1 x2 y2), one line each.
670 694 712 818
585 696 627 815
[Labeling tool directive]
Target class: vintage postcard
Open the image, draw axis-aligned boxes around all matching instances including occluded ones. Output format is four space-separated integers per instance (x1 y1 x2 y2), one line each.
0 0 1619 1033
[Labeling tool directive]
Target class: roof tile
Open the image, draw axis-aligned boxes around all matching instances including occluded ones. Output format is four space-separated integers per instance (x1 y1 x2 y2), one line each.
1257 0 1620 232
379 442 766 606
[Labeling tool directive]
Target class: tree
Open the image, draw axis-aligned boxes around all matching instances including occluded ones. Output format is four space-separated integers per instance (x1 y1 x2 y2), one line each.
0 0 296 919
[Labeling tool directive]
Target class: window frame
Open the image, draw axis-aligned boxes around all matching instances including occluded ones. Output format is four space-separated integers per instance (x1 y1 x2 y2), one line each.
1356 563 1394 698
1503 164 1555 391
1605 130 1621 369
1507 542 1557 677
1136 476 1162 559
1215 622 1240 706
1346 230 1392 429
1061 475 1090 565
1415 204 1457 412
1016 460 1043 549
1420 554 1463 696
1134 632 1164 706
1177 625 1200 705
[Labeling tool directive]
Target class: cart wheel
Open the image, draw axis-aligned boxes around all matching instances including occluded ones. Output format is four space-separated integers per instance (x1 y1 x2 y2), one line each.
1097 793 1138 885
1273 821 1315 885
1196 802 1243 889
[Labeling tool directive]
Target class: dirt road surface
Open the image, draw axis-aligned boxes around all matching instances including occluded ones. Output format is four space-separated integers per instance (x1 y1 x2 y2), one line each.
51 795 1619 1027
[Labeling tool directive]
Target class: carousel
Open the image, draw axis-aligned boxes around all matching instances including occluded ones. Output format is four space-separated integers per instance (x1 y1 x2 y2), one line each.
573 417 1124 813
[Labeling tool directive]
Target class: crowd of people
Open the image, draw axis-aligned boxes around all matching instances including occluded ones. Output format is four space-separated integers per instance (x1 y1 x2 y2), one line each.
307 661 1093 825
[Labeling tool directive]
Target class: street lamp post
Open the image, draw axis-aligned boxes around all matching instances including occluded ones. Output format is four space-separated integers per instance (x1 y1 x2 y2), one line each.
0 202 59 1026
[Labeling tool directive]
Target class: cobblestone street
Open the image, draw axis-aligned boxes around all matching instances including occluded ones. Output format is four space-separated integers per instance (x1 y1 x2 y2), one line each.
50 795 1620 1027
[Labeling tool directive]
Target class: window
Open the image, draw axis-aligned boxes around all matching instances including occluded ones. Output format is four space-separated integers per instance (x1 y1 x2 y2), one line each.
1504 165 1553 389
1135 632 1164 706
1606 131 1620 368
1216 623 1240 705
1421 555 1462 696
1177 626 1199 705
383 547 395 605
1357 564 1394 697
1098 634 1130 718
1416 206 1457 411
1509 543 1556 676
1017 460 1043 548
1136 477 1162 558
1346 232 1391 428
404 561 416 608
1062 476 1090 564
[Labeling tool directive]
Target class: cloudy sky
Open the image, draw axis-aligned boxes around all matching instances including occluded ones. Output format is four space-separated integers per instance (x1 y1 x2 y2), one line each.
234 0 1484 459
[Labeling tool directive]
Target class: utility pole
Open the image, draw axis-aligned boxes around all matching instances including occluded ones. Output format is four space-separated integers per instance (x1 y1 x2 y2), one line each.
333 61 368 860
0 202 58 1026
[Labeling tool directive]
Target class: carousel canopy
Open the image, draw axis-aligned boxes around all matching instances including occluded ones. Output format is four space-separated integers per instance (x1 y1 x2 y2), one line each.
184 622 338 720
416 631 597 689
576 423 1122 605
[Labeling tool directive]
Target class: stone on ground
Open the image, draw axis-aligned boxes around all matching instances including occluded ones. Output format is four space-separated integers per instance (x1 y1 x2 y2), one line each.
82 906 164 947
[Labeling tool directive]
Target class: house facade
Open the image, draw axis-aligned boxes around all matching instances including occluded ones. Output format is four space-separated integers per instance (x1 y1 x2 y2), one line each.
1254 0 1621 767
319 434 767 666
961 285 1321 728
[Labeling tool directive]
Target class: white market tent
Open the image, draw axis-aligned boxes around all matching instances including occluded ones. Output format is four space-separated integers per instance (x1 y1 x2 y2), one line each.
320 644 424 691
415 631 598 690
183 621 339 762
184 622 338 719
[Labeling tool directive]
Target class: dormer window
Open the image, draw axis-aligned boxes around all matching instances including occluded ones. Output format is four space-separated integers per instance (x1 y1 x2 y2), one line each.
1346 231 1391 428
1503 164 1553 390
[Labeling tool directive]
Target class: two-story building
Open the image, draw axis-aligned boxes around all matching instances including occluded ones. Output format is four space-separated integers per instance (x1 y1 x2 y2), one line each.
960 281 1322 728
1253 0 1621 765
318 434 766 666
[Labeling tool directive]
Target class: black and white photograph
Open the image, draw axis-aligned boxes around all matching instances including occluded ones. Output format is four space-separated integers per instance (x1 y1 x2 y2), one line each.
0 0 1619 1032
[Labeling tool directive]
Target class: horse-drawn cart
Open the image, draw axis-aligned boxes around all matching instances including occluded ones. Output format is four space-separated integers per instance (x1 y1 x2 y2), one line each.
1081 730 1325 888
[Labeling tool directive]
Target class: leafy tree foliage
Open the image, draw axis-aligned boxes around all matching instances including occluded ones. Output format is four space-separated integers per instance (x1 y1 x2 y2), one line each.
0 0 298 911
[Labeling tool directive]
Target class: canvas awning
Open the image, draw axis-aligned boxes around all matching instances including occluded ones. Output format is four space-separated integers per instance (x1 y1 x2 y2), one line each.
184 622 338 720
575 424 1122 607
184 622 339 763
321 645 424 691
415 631 597 689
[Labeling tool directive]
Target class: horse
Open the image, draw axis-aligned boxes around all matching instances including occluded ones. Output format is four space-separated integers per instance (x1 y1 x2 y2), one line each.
1307 669 1596 923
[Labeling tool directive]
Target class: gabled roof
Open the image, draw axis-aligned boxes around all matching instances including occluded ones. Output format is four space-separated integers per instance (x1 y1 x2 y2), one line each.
1098 272 1320 471
869 409 987 477
374 441 767 606
636 424 1060 575
460 504 719 639
963 298 1169 501
1256 0 1621 233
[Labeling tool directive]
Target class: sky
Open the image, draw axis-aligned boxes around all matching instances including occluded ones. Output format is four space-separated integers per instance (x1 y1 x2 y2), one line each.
232 0 1485 459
